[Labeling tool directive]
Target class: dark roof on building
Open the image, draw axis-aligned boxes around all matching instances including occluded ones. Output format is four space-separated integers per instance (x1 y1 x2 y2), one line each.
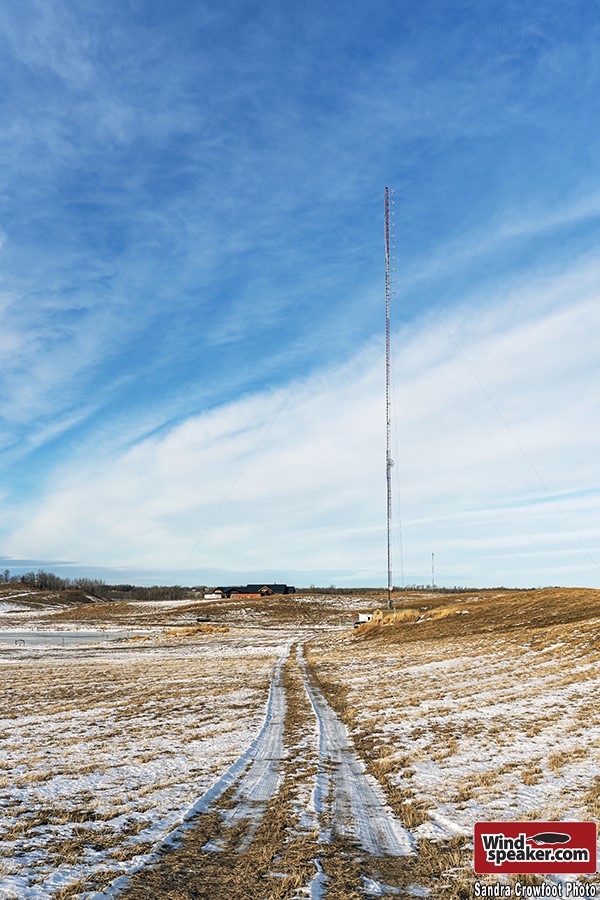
245 584 295 594
215 584 295 596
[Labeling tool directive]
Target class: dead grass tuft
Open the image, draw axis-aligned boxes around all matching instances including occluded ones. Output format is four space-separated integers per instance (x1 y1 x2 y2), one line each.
584 776 600 818
521 762 544 786
164 624 229 637
547 749 568 775
51 877 92 898
108 840 155 861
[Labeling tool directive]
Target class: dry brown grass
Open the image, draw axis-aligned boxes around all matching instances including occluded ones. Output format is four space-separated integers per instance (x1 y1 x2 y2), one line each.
305 586 600 897
108 840 155 862
51 878 93 899
350 587 600 644
1 800 118 841
122 647 321 900
547 749 569 775
122 645 471 898
164 624 229 637
0 635 284 893
450 770 500 805
3 586 599 897
584 776 600 818
521 762 544 785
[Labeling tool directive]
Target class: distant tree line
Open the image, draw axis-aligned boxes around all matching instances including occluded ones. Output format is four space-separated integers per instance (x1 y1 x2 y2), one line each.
1 569 108 594
0 569 197 601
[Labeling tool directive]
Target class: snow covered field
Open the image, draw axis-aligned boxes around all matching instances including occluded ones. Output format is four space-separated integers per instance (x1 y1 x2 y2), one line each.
310 637 600 834
1 587 599 898
0 633 289 898
307 591 600 893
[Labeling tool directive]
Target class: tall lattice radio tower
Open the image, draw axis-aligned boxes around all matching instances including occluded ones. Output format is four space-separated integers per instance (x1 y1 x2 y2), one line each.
384 188 396 610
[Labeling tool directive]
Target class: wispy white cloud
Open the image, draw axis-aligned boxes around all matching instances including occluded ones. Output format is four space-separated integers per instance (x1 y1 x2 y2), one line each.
400 188 600 292
0 1 94 86
5 252 600 587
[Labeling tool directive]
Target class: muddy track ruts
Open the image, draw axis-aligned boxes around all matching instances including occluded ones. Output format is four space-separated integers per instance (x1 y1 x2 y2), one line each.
112 642 419 899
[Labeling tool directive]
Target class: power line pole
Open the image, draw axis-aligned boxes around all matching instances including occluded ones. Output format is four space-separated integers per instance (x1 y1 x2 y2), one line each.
384 188 395 610
431 552 435 588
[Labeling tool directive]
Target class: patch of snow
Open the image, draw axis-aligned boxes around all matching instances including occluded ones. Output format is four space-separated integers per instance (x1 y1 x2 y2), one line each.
290 857 328 899
403 886 430 897
0 633 293 898
309 622 600 849
361 875 403 894
298 647 415 857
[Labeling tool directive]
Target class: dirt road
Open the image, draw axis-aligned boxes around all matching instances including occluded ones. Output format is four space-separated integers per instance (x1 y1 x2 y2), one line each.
118 641 419 899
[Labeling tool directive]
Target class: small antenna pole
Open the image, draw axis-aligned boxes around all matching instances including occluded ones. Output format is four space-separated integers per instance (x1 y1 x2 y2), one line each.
384 188 395 610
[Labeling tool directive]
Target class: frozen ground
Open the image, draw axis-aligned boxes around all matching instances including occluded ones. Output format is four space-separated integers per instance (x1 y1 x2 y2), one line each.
0 632 289 898
1 588 599 898
118 636 419 900
307 590 600 894
309 635 600 835
298 645 414 858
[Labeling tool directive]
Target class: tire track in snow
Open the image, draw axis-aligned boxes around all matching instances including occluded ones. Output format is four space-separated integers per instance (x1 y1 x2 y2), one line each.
96 642 292 896
203 639 290 850
297 645 416 859
114 640 415 898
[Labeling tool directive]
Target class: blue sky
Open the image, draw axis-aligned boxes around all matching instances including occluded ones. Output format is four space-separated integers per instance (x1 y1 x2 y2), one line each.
1 0 600 587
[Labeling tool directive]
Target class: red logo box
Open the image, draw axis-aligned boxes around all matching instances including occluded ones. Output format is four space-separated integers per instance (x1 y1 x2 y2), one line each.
474 821 597 874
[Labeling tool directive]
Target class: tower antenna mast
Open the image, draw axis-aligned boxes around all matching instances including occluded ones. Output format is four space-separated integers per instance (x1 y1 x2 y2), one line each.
384 188 395 610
